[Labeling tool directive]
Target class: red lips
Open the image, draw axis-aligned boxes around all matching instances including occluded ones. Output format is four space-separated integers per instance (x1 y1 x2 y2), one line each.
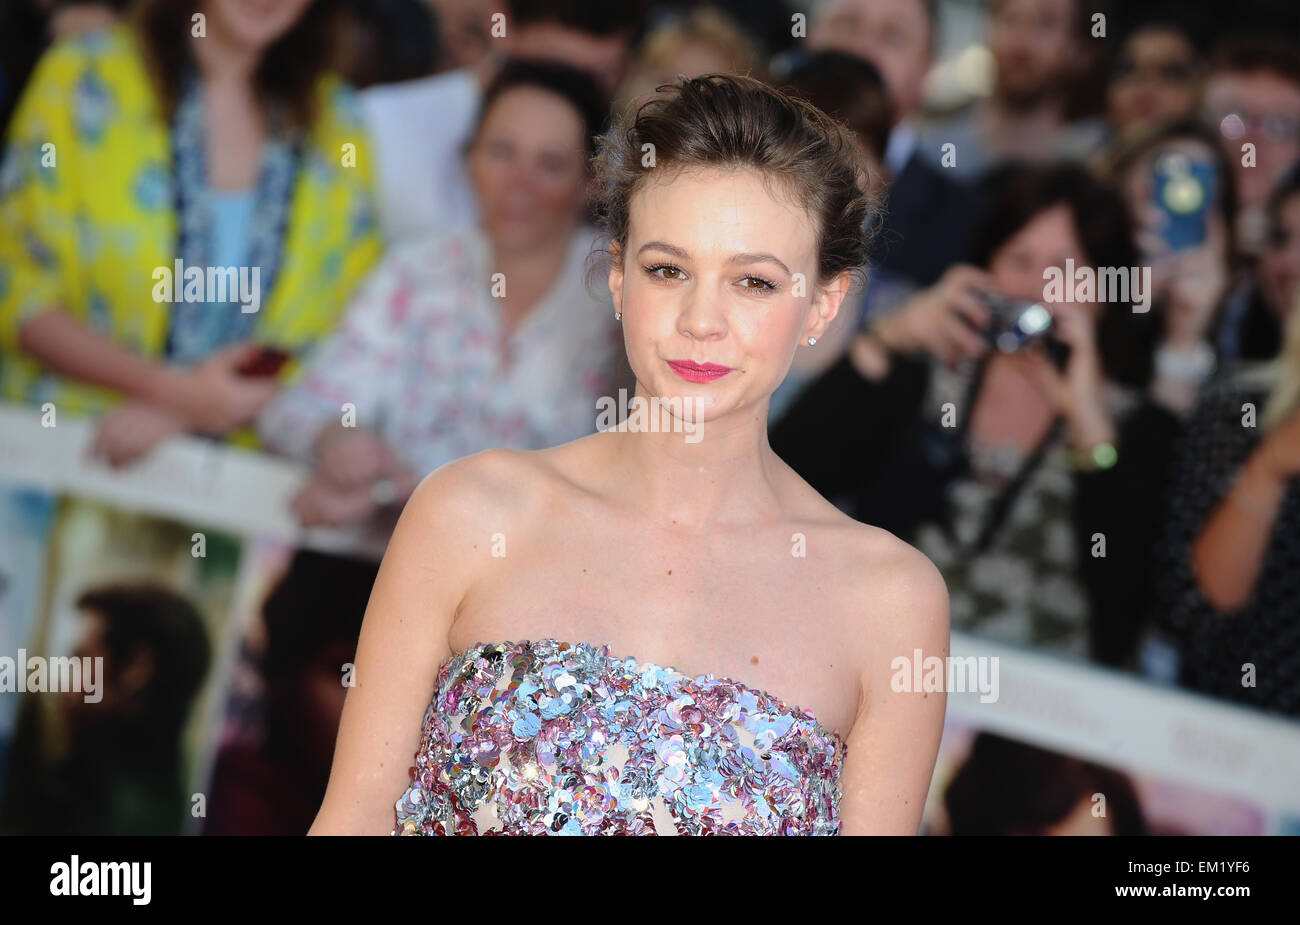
667 359 732 382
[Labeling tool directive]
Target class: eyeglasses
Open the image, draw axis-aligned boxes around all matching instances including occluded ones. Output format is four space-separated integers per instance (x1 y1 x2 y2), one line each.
1208 109 1300 143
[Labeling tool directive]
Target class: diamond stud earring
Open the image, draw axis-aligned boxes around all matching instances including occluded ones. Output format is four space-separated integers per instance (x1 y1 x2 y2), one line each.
615 311 622 320
807 336 817 346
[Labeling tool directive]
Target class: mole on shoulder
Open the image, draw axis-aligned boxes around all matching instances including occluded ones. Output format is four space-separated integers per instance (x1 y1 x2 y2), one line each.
750 655 759 665
667 569 672 575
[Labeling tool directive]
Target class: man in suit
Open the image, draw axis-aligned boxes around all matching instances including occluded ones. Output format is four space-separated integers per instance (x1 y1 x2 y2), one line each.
801 0 981 286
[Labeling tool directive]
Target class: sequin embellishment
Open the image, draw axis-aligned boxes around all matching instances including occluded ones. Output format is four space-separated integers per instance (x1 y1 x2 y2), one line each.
393 639 846 835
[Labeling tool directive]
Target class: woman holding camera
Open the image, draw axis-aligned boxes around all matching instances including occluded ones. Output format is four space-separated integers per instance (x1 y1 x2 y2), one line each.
773 163 1181 667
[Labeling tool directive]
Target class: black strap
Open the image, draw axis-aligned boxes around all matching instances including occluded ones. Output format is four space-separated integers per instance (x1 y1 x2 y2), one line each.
951 353 1065 560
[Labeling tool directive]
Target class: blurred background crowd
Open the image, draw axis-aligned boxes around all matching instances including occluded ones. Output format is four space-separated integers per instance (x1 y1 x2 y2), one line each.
0 0 1298 836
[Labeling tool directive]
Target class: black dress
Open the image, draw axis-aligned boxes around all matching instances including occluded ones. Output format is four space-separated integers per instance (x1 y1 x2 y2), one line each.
1154 380 1300 719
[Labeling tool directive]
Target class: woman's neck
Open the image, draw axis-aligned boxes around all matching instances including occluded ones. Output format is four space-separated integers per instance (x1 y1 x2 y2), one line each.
970 353 1057 450
189 22 260 87
604 386 786 531
490 228 576 325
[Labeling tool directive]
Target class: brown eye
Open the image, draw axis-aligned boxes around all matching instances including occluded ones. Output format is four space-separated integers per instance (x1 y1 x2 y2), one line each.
645 264 684 281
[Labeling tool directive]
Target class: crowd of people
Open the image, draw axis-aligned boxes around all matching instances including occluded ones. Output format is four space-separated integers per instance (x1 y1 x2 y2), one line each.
1 0 1298 832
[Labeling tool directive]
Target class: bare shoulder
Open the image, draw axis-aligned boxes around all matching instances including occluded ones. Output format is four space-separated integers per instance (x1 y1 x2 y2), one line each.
395 447 554 571
777 465 949 637
397 434 611 568
408 446 548 515
850 523 949 628
832 519 951 670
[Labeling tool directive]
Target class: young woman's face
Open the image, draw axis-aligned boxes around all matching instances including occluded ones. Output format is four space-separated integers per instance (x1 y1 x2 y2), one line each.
203 0 315 53
1106 27 1200 135
988 202 1095 316
1260 192 1300 320
466 86 591 253
609 166 845 422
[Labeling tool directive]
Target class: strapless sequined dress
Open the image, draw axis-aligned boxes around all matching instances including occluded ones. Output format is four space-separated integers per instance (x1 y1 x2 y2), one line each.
393 639 846 835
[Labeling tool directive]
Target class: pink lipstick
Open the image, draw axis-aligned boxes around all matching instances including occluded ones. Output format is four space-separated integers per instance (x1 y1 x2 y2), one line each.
667 359 732 383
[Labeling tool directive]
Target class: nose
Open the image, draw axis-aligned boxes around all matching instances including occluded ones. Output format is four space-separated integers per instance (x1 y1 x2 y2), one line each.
675 278 729 341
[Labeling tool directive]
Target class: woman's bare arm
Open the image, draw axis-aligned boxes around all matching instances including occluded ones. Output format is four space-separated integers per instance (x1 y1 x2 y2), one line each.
18 309 175 402
836 536 950 835
1190 442 1291 612
18 309 278 433
308 451 510 834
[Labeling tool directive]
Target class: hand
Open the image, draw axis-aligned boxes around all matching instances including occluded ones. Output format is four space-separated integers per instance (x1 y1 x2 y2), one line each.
1254 408 1300 481
872 265 995 367
291 476 382 527
1001 301 1116 450
161 342 281 435
90 402 187 468
313 427 406 491
291 463 421 527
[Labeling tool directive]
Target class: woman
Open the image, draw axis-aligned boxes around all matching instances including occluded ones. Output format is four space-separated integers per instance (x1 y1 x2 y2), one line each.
1155 302 1300 718
1215 164 1300 366
1104 118 1236 415
773 163 1180 667
309 75 949 836
1104 19 1203 143
257 59 626 529
1 584 211 835
0 0 380 464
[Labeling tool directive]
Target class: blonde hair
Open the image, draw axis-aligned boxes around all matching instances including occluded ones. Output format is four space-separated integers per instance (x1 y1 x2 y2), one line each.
1263 300 1300 430
613 7 766 115
637 8 764 79
1236 289 1300 431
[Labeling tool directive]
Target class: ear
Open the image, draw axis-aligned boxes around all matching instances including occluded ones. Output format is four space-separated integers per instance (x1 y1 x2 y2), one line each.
608 240 626 312
803 270 855 342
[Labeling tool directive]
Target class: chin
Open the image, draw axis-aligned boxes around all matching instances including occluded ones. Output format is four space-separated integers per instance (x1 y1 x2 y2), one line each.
485 219 546 250
209 0 311 51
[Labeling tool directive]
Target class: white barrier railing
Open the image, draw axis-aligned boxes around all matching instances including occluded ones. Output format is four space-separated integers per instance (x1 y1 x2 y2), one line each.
2 402 1298 818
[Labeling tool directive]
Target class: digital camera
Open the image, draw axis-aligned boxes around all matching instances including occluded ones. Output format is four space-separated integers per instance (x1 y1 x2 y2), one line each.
976 292 1054 354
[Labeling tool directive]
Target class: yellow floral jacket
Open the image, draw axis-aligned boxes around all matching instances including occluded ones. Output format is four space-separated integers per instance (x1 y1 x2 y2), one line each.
0 25 381 442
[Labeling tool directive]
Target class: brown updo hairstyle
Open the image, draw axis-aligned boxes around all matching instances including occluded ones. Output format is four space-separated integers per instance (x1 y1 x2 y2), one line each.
591 73 877 290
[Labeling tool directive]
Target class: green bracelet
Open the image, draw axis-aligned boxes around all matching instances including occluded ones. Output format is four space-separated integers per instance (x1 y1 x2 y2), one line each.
1069 441 1118 471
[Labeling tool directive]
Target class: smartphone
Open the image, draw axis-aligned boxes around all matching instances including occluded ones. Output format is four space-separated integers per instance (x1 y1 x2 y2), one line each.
1152 154 1217 251
237 345 292 377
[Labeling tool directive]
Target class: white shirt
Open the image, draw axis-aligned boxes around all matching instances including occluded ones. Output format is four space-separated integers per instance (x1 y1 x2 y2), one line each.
883 121 918 176
361 68 483 244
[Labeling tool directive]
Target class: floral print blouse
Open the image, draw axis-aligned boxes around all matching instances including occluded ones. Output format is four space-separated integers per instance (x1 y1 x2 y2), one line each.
256 225 623 475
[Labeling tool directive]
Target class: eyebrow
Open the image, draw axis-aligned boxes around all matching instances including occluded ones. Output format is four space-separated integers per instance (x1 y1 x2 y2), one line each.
636 241 792 276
